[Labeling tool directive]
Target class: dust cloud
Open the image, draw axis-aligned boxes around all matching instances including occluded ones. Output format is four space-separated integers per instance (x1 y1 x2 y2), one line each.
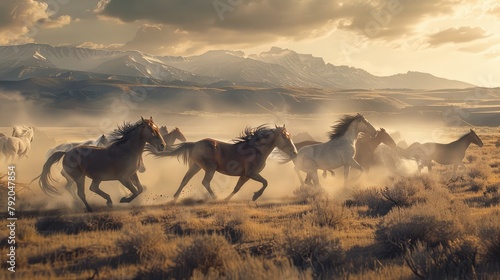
0 98 464 212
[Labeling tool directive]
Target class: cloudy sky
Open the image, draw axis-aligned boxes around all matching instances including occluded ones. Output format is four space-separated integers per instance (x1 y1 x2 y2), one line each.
1 0 499 86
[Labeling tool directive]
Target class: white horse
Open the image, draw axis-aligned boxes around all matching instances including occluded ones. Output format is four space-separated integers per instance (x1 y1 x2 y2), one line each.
0 126 35 162
45 134 109 158
286 114 377 188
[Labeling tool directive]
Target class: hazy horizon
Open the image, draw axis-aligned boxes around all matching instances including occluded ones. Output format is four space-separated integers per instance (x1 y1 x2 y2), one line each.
1 0 499 86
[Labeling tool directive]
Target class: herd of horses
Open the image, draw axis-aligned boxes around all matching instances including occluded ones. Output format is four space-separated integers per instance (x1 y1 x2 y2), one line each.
0 114 491 212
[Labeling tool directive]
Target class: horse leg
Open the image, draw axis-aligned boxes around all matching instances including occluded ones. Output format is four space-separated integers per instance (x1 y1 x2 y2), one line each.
89 179 113 207
130 173 145 195
138 156 146 173
224 176 250 201
119 178 139 203
343 165 350 189
322 170 327 178
294 166 305 186
304 174 312 185
309 171 321 188
172 163 201 203
201 169 217 200
61 169 78 200
74 175 92 212
345 158 364 188
250 173 268 201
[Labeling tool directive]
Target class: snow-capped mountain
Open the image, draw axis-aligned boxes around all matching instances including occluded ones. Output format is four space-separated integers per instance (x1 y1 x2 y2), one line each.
0 44 474 89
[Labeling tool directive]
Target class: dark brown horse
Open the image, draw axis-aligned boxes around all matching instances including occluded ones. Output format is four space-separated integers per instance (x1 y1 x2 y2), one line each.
354 128 397 172
398 129 483 175
148 125 297 202
38 117 165 212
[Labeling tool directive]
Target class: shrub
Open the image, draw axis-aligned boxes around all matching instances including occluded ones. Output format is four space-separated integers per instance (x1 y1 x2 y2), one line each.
167 235 239 279
281 227 344 275
307 195 349 228
375 191 473 258
213 210 248 243
351 175 431 216
467 163 492 180
116 223 167 263
293 185 325 204
478 211 500 265
404 237 479 280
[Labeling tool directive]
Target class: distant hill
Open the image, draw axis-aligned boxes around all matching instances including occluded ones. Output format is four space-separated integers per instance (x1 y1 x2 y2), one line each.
0 44 474 90
0 77 498 126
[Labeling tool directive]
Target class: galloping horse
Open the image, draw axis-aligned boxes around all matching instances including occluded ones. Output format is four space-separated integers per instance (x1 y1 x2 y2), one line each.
294 128 396 182
45 134 109 158
0 126 34 162
354 128 397 172
398 129 483 175
148 125 297 202
287 114 377 188
37 117 165 212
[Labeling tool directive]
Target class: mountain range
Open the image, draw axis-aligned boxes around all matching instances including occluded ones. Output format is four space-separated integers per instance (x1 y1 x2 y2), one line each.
0 44 473 90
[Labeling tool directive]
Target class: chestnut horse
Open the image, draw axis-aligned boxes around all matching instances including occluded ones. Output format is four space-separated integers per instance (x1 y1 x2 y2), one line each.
148 125 297 202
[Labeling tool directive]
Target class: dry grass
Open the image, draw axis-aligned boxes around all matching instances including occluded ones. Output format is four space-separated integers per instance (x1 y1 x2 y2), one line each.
2 128 500 279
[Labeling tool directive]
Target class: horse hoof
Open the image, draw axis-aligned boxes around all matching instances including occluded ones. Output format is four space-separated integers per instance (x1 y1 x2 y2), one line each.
252 192 261 201
86 208 94 213
120 197 130 203
107 201 113 207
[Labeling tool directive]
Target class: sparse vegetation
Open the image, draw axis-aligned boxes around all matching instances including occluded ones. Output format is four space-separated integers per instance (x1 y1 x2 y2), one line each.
2 128 500 279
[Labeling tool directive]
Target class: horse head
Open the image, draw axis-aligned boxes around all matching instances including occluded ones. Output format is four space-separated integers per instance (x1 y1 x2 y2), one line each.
378 128 397 149
356 114 377 137
173 127 187 142
141 116 166 151
97 134 110 147
469 129 483 147
274 124 298 157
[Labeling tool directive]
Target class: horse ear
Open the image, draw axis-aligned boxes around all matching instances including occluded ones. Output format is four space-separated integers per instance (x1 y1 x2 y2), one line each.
470 129 473 132
275 124 278 128
141 116 145 121
283 124 286 128
150 116 153 121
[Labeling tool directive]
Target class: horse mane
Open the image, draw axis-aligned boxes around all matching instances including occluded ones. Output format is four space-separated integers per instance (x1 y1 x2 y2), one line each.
329 114 363 140
234 125 273 144
110 120 143 144
459 130 473 139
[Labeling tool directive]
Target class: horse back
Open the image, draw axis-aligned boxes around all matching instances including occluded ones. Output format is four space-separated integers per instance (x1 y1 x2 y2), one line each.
195 138 265 176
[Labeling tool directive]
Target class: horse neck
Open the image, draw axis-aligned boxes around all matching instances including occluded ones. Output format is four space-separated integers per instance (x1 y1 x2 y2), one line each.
112 130 146 156
343 123 360 142
453 134 474 150
164 132 176 145
253 134 279 158
19 131 33 142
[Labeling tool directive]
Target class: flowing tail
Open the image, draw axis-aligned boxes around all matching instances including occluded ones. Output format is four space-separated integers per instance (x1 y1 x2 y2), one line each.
145 142 195 165
270 148 296 164
38 151 66 196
